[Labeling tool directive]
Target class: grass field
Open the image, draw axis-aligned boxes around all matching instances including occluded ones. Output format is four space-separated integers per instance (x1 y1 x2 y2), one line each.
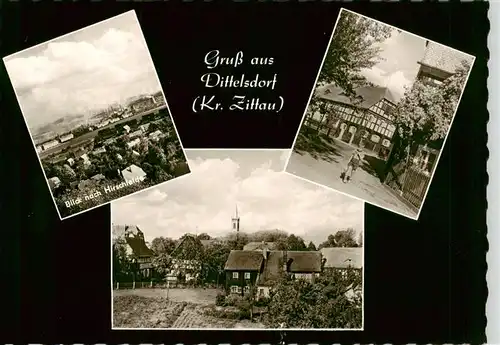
112 288 266 329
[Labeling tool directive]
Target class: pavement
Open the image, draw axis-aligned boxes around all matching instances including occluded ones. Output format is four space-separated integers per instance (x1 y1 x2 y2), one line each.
286 137 418 219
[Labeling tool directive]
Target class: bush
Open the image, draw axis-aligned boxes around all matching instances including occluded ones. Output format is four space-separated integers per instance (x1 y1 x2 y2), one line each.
224 294 243 307
215 293 225 306
254 296 271 307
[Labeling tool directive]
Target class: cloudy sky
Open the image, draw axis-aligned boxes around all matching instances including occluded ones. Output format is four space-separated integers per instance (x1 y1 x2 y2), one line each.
356 16 427 101
4 10 161 132
112 150 364 246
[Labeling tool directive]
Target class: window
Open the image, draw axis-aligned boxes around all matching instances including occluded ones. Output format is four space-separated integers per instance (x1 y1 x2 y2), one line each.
382 139 391 148
243 286 250 293
231 285 239 293
259 288 265 297
232 272 239 279
244 272 251 279
371 134 380 143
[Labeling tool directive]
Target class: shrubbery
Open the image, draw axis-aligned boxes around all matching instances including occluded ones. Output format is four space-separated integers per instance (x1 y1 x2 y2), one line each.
215 293 225 306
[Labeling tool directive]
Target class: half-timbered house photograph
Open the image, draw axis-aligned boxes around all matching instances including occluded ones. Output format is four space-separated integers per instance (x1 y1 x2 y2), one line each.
285 8 475 219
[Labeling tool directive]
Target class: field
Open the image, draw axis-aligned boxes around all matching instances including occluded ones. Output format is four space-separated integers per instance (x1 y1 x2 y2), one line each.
112 288 266 329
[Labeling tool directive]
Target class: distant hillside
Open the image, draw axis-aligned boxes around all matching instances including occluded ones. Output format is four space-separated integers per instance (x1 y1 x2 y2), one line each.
32 113 86 143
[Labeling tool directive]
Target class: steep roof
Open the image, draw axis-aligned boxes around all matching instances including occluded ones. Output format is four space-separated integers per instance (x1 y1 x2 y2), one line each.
320 247 363 269
112 224 154 258
224 250 264 271
286 251 322 273
317 84 398 108
258 251 284 286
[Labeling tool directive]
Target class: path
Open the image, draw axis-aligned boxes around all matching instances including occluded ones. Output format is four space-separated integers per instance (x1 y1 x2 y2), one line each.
287 137 417 218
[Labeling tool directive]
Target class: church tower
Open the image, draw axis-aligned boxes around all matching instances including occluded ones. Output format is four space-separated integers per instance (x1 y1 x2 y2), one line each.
231 205 240 240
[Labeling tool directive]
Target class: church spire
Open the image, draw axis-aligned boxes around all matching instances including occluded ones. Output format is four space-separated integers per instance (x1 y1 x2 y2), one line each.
231 204 240 239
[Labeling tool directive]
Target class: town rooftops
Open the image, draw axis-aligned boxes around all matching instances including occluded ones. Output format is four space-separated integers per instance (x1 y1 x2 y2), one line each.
224 249 323 275
224 250 264 271
320 247 363 269
317 84 398 109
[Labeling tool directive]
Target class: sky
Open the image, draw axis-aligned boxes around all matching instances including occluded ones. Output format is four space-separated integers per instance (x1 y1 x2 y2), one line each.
355 15 428 101
3 10 162 132
111 150 364 246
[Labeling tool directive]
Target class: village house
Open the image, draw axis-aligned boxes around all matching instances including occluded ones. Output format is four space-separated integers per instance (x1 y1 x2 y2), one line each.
113 224 155 280
320 247 363 302
140 123 151 132
127 138 141 149
41 139 60 151
91 173 106 182
129 129 143 139
320 247 363 276
92 147 107 155
48 176 61 191
59 133 74 143
224 248 323 298
149 130 164 141
121 164 147 182
306 84 398 160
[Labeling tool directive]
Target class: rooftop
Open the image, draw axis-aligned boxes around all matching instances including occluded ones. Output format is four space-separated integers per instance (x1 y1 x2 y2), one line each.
317 84 398 108
320 247 363 269
224 250 264 271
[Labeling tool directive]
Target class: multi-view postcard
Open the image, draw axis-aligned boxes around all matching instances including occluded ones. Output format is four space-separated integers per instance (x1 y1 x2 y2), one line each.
111 149 364 330
3 10 190 219
285 8 475 220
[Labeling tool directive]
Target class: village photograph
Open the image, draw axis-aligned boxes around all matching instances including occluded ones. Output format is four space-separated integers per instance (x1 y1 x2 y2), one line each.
111 149 364 330
285 9 475 219
3 10 189 219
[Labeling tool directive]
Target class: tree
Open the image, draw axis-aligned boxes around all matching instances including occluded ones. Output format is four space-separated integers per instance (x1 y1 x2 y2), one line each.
318 234 337 249
286 234 307 251
307 241 317 251
152 253 172 281
145 144 168 169
390 60 471 167
197 233 211 240
333 228 359 248
249 229 289 242
266 267 362 328
317 10 393 96
201 242 231 285
318 229 359 249
112 238 135 283
151 236 176 255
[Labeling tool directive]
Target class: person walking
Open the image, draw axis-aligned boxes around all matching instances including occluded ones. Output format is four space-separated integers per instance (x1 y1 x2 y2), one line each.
342 148 364 183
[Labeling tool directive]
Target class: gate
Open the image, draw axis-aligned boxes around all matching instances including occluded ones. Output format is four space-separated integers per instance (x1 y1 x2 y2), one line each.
385 145 439 209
